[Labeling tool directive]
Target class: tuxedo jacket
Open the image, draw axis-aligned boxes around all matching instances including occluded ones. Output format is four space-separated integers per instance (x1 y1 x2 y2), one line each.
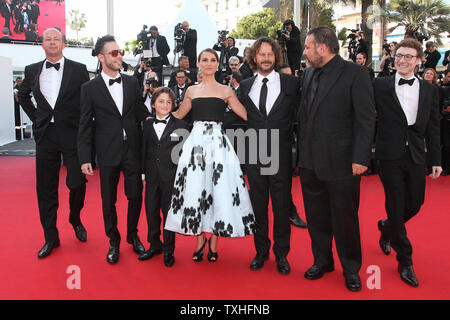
297 55 376 181
18 58 90 149
78 74 150 167
142 116 190 183
169 85 187 103
167 68 197 87
239 72 301 173
373 76 441 166
183 29 197 61
152 35 170 66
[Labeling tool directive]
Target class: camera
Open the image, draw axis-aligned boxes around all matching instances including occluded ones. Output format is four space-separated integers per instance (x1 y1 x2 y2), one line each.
146 77 158 87
218 30 229 42
382 40 391 55
347 29 360 62
414 32 429 43
134 25 151 56
174 23 186 54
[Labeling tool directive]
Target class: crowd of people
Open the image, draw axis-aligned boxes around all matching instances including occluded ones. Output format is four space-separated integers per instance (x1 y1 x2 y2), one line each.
0 0 42 42
13 21 449 294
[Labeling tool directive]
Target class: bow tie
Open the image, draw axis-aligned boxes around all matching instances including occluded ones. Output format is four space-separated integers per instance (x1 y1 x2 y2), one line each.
154 118 169 124
398 78 415 86
109 77 122 86
46 61 60 71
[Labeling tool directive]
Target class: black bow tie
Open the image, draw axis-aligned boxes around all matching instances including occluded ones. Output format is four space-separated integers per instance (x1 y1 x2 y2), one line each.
154 118 168 124
109 77 122 86
46 61 60 71
398 78 415 86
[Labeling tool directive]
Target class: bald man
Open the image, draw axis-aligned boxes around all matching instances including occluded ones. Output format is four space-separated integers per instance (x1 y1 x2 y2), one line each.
19 28 90 258
181 21 197 69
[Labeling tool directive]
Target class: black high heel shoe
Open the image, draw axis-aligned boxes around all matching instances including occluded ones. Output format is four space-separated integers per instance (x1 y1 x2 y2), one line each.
192 235 207 262
207 237 218 262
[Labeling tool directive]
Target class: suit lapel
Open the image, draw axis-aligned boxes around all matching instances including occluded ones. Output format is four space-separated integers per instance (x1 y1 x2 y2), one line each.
147 119 159 142
160 116 175 142
54 57 70 109
388 76 408 125
309 57 345 121
122 74 131 118
34 60 53 111
95 76 122 117
244 76 264 119
415 79 427 126
267 74 286 117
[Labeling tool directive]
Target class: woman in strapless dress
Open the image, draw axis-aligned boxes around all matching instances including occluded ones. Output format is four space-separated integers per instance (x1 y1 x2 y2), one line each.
164 48 255 262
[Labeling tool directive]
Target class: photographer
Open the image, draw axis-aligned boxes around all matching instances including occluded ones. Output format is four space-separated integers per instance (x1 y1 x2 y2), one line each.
423 41 441 71
168 56 197 87
134 58 159 92
213 32 239 73
355 31 369 59
440 70 450 175
280 19 302 73
180 21 197 68
148 26 170 85
142 79 159 114
378 41 397 77
169 69 188 110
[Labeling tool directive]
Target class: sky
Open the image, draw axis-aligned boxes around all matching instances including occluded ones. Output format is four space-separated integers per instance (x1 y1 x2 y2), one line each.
65 0 181 47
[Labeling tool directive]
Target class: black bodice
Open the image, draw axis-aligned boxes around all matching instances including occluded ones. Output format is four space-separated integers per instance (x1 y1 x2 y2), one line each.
191 97 226 123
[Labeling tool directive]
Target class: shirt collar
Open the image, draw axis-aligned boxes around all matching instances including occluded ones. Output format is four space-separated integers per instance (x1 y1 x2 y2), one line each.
319 54 339 74
45 57 65 69
155 114 171 121
101 71 121 83
256 69 278 83
395 72 416 82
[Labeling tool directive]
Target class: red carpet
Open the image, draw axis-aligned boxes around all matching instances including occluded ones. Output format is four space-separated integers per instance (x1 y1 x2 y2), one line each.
0 156 449 300
0 1 65 41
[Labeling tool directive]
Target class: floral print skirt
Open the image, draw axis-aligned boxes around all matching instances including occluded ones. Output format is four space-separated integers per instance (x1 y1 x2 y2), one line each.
164 121 255 237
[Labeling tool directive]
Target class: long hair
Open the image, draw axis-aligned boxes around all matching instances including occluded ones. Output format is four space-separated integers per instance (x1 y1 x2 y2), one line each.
248 37 283 71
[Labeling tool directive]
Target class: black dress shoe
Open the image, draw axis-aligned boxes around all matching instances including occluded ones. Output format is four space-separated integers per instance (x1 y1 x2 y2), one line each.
377 219 391 255
138 248 162 261
250 253 269 270
73 224 87 242
289 213 307 228
276 256 291 275
304 263 335 280
164 253 175 267
398 264 419 287
37 239 60 259
344 273 362 292
127 236 146 255
106 246 119 264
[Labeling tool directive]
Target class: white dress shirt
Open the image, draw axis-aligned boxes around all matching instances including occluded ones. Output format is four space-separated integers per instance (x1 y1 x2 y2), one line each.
40 57 64 122
153 114 171 140
150 37 160 58
395 72 420 126
249 70 281 115
101 71 126 138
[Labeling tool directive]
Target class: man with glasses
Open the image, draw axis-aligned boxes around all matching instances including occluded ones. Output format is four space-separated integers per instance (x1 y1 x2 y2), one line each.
18 28 90 258
373 38 442 287
78 35 151 264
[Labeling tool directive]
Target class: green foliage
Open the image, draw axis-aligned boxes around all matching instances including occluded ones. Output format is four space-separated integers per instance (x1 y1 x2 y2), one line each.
124 39 138 54
338 27 348 46
229 8 284 39
68 9 87 42
383 0 450 45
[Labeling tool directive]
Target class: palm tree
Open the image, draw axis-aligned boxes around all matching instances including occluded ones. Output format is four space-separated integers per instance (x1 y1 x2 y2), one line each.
68 9 87 43
383 0 450 45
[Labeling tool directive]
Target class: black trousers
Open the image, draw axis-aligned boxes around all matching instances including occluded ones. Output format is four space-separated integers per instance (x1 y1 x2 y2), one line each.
378 150 426 267
14 100 21 140
246 164 291 258
144 172 175 254
441 119 450 171
99 140 143 246
299 168 362 274
35 123 86 243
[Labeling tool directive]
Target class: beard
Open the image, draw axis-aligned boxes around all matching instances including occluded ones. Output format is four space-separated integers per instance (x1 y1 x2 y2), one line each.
257 60 275 73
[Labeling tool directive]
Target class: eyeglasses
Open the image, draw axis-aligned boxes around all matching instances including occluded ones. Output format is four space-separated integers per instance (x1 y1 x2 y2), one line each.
395 54 417 61
103 49 125 57
229 63 239 67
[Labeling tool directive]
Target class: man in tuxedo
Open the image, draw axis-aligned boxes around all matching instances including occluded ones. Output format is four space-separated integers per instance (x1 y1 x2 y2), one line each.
373 38 442 287
281 19 302 74
214 36 239 75
239 37 301 275
1 0 14 36
18 28 90 258
78 35 151 264
169 69 188 110
167 56 196 87
13 2 24 34
133 58 158 93
29 0 39 25
148 26 170 84
423 41 441 71
181 21 197 69
297 27 376 291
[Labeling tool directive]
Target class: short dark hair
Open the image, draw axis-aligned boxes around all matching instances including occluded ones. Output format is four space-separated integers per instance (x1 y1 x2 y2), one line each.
94 35 116 56
231 71 243 83
176 69 188 77
151 87 176 110
248 37 283 71
150 26 158 31
357 52 367 60
227 36 235 46
307 26 340 54
178 56 189 63
279 63 291 70
396 38 425 59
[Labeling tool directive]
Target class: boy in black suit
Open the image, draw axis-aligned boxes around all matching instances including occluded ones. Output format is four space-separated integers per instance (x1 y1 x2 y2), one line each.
138 87 190 267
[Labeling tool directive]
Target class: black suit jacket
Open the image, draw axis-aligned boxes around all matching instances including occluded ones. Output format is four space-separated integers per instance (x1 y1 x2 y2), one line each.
142 116 190 183
239 72 301 174
239 62 254 79
152 35 170 66
169 85 187 105
78 74 150 167
183 29 197 65
167 68 197 87
424 50 441 70
297 55 376 181
373 76 441 166
18 58 90 149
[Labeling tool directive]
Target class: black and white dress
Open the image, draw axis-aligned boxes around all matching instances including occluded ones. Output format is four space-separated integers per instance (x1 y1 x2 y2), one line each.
164 97 255 237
